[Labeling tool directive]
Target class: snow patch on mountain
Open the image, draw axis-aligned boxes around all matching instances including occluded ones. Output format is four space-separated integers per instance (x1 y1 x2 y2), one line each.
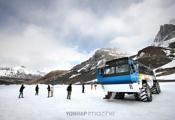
155 59 175 80
158 59 175 69
156 73 175 80
0 66 45 80
154 37 175 48
72 48 129 74
77 64 90 72
69 73 81 79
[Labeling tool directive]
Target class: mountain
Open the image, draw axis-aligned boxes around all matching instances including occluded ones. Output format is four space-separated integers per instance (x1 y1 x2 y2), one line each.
137 46 172 68
71 48 128 72
7 24 175 85
154 24 175 79
137 24 175 79
0 66 44 84
38 48 129 84
154 24 175 48
29 70 68 84
34 24 175 84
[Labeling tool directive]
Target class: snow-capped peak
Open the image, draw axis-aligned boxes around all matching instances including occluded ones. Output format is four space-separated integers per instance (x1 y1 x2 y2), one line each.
0 66 44 79
73 48 129 73
154 24 175 48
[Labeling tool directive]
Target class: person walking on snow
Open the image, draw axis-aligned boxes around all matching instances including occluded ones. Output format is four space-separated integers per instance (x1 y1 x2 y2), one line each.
67 84 72 100
91 83 93 90
47 85 51 98
94 84 97 90
51 85 54 97
35 84 39 95
82 84 85 93
19 84 25 98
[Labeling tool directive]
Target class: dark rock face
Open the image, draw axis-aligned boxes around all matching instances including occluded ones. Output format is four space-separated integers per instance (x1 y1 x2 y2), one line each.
29 70 68 84
169 42 175 48
154 24 175 43
137 46 172 69
138 46 167 57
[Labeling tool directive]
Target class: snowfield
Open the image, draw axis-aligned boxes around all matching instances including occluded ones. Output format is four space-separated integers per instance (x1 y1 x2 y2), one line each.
156 59 175 80
156 73 175 80
0 83 175 120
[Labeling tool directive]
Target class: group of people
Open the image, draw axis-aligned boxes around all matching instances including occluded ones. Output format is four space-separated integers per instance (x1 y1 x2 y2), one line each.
18 84 53 98
18 83 97 100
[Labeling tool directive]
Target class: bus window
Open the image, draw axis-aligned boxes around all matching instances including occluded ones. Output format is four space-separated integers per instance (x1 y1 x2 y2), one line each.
104 67 115 75
116 64 129 74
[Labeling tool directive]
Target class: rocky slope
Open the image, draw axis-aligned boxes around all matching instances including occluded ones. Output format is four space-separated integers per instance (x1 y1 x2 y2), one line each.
137 46 173 69
154 24 175 47
154 24 175 46
29 70 68 84
154 24 175 78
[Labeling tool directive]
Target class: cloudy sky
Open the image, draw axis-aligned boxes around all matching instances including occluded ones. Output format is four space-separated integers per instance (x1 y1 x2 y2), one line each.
0 0 175 72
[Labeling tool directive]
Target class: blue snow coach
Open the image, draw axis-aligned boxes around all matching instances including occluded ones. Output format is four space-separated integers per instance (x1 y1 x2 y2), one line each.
96 57 161 102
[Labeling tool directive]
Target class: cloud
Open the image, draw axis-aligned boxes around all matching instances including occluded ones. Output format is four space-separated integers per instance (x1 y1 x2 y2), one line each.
0 24 93 71
0 0 174 72
108 0 175 52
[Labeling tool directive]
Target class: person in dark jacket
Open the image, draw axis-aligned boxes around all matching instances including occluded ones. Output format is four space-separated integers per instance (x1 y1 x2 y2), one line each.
94 84 97 90
35 84 39 95
91 83 93 90
19 84 25 98
82 84 85 93
47 85 51 98
67 84 72 100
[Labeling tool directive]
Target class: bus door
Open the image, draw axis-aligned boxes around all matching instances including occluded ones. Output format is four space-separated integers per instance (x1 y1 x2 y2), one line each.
130 63 139 82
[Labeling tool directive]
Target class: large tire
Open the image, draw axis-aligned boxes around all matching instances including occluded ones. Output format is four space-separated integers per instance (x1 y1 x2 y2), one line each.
103 92 112 99
114 93 125 99
140 83 152 102
134 93 140 101
151 81 161 94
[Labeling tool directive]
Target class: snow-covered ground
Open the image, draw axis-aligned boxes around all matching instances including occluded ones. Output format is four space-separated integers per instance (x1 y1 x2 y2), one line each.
156 73 175 80
156 59 175 80
0 83 175 120
158 59 175 69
